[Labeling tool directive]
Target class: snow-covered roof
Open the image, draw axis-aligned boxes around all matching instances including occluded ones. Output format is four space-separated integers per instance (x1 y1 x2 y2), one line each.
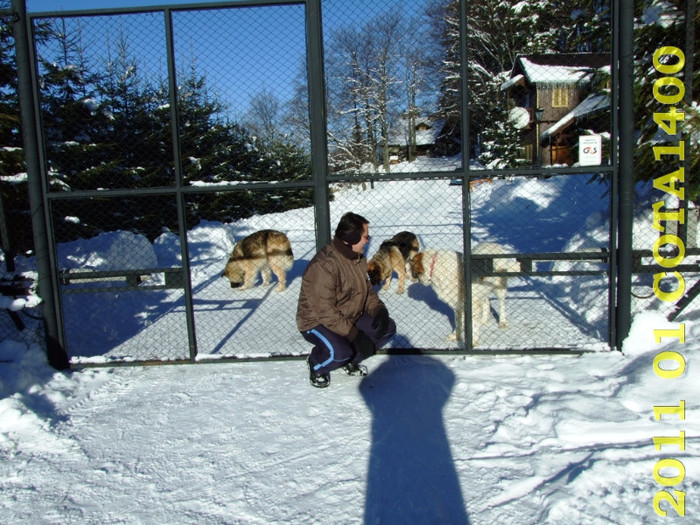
500 74 524 91
501 54 610 89
519 57 596 85
541 93 610 139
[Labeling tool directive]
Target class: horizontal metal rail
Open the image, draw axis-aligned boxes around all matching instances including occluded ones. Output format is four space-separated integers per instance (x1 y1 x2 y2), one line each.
59 267 185 293
470 250 610 277
471 249 699 277
632 248 700 274
68 347 593 369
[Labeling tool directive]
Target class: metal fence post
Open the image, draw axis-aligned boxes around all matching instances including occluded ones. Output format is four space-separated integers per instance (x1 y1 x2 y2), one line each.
615 0 634 349
11 0 69 369
459 0 473 349
164 8 198 361
306 0 331 249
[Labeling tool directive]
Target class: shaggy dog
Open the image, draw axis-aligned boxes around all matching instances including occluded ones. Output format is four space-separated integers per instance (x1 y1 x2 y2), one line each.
367 231 420 294
411 243 519 345
222 230 293 291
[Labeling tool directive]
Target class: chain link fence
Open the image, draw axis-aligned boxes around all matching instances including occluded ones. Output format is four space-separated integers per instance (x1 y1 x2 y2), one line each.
1 1 697 366
329 173 613 352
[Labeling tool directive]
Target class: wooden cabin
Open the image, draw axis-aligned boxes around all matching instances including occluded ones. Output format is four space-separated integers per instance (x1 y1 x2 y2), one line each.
501 53 610 166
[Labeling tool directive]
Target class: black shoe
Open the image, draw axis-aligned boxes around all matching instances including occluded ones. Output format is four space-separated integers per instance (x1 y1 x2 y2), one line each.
307 356 330 388
342 362 368 377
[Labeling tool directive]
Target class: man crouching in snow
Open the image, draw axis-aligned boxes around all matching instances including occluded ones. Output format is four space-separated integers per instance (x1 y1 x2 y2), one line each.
296 212 396 388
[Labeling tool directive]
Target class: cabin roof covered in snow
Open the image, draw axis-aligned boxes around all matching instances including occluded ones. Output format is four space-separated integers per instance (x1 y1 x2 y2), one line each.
541 93 610 139
501 53 610 89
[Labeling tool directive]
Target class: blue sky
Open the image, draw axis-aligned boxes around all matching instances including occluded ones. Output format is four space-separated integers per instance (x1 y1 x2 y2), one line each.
27 0 308 117
28 0 199 11
26 0 406 18
26 0 415 121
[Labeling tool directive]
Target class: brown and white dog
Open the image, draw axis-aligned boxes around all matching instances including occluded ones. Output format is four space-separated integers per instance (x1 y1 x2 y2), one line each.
411 243 519 345
222 230 293 291
367 231 420 294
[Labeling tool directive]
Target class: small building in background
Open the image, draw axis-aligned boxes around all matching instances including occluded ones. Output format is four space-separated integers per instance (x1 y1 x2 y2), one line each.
384 117 447 163
501 53 611 166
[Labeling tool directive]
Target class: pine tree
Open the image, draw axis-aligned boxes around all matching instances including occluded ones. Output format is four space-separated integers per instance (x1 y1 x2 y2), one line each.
32 17 313 240
478 103 530 169
551 0 612 53
633 0 699 203
0 10 63 253
0 8 28 254
38 18 113 190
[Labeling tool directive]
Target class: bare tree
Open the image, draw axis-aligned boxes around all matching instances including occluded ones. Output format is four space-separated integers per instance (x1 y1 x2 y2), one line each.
326 25 377 172
283 60 311 151
372 13 403 173
245 87 282 143
401 16 432 162
325 10 415 174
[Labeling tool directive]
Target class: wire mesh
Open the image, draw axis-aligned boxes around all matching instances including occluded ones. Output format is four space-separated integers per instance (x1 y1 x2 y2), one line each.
627 1 700 325
329 173 612 352
51 194 189 361
322 0 613 175
184 189 315 359
3 1 697 365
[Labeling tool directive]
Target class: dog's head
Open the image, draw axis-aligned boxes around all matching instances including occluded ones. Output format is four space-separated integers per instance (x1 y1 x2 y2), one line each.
366 261 383 285
222 260 245 288
411 252 427 284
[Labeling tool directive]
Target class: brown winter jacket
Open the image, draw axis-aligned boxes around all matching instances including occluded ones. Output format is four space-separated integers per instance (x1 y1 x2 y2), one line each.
296 237 385 341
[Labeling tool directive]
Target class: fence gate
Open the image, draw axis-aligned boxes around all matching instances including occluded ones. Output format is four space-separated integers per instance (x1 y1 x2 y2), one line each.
7 0 698 367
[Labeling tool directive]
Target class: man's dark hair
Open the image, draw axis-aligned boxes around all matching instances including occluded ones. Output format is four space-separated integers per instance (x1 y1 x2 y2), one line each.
335 212 369 245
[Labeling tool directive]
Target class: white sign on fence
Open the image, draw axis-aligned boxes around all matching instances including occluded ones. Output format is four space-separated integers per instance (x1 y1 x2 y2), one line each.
579 134 602 166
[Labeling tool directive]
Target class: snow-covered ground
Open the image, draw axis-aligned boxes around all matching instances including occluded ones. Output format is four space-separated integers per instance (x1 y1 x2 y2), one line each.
1 157 698 523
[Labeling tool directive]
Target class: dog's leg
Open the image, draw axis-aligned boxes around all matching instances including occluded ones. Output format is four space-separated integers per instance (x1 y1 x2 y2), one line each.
475 286 488 328
260 264 272 286
241 272 255 290
472 281 492 346
396 261 406 294
382 275 391 291
447 307 463 342
240 273 253 290
470 294 481 347
241 260 262 289
406 260 417 282
269 262 287 292
496 278 507 328
482 296 491 327
472 330 480 347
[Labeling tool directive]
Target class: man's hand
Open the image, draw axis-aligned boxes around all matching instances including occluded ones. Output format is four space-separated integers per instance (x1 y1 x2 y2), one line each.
371 308 389 337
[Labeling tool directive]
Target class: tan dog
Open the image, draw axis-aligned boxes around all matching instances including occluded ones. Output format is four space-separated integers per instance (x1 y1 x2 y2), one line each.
222 230 293 291
411 243 519 345
367 231 419 294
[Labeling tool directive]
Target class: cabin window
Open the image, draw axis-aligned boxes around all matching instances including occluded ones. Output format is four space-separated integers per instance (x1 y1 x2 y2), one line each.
552 86 569 108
